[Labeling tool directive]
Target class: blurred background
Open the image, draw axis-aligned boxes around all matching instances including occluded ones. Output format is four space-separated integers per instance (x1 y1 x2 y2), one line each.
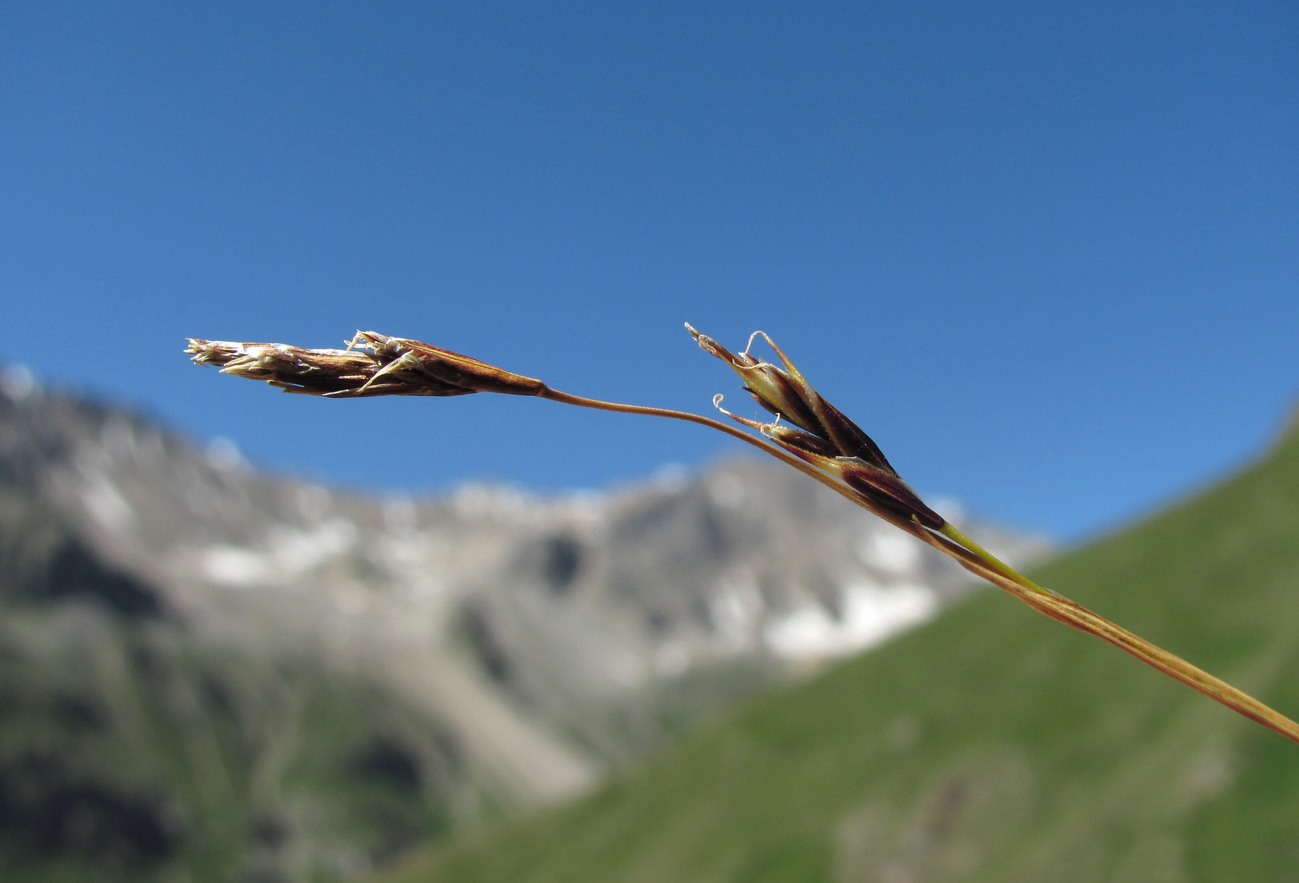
3 4 1299 882
4 1 1296 542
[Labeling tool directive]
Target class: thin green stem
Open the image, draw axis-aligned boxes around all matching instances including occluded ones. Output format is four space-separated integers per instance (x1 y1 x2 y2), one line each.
539 386 934 540
939 522 1053 596
545 386 1299 745
917 527 1299 745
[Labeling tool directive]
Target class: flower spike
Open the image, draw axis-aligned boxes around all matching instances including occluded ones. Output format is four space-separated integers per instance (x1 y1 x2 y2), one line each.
186 323 1299 746
685 324 894 471
688 324 940 527
186 332 546 398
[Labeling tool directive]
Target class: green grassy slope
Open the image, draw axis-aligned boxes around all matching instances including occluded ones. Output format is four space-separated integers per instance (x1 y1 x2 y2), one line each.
380 426 1299 883
0 617 476 883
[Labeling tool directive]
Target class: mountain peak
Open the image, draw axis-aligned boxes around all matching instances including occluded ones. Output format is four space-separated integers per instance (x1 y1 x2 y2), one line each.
0 372 1051 881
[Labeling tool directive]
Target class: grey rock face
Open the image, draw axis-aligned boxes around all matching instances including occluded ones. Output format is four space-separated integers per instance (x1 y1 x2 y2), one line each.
0 365 1051 879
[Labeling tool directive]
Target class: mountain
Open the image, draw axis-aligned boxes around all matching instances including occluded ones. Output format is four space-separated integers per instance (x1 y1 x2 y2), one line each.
0 365 1048 882
377 420 1299 882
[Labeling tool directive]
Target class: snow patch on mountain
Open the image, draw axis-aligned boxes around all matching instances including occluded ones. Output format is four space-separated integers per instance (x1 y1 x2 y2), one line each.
764 578 937 661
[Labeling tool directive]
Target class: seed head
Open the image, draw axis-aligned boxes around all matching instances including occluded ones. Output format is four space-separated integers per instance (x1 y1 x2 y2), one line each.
186 332 547 398
690 324 943 529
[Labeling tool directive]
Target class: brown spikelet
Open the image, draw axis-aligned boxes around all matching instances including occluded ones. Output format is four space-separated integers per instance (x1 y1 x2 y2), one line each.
186 332 547 398
185 322 1299 746
687 324 934 525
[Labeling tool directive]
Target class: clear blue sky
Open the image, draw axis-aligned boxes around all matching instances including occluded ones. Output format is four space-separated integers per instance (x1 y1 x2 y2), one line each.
3 2 1296 541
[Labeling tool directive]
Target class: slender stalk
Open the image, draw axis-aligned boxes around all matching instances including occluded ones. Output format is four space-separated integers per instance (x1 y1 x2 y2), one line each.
545 387 1299 743
539 387 940 541
539 388 861 494
939 522 1053 595
917 528 1299 744
187 328 1299 745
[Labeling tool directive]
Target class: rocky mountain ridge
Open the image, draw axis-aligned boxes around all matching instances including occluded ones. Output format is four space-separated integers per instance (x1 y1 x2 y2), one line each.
0 364 1051 880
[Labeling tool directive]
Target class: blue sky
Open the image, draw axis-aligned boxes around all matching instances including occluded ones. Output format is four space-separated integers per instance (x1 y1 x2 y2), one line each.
2 2 1296 541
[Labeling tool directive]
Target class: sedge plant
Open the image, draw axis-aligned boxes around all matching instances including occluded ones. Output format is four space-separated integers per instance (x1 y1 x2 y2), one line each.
186 326 1299 745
